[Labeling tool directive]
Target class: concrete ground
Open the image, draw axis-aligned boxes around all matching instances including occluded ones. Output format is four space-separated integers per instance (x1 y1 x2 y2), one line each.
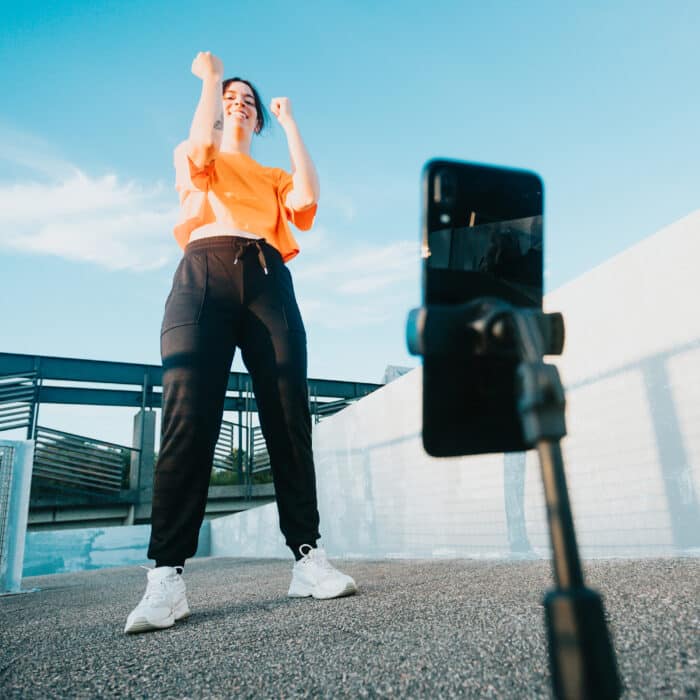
1 557 698 699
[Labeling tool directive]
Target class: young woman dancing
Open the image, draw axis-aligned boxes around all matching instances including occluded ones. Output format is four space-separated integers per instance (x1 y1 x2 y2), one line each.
125 51 356 634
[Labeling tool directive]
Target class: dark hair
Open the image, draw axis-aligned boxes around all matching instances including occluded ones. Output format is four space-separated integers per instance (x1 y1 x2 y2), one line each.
222 77 267 134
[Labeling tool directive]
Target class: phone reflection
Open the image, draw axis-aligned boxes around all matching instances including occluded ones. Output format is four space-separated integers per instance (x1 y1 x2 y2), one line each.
428 215 542 306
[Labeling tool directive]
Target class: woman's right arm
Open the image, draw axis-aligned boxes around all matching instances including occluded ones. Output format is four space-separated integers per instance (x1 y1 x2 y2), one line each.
187 51 224 167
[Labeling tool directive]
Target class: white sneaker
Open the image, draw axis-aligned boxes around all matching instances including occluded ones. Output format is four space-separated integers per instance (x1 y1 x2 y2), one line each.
287 545 357 600
124 566 190 634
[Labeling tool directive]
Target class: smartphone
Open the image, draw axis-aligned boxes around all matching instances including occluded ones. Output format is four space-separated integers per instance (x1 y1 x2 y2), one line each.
421 159 544 456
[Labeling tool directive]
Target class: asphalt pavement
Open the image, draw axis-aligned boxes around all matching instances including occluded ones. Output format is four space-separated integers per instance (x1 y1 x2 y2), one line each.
1 557 698 698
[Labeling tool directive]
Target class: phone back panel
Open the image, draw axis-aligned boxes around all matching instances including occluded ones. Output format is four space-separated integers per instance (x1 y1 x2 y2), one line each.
422 159 544 456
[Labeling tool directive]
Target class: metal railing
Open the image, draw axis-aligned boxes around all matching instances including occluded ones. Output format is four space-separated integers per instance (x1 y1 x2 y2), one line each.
213 419 240 472
32 426 136 495
0 445 14 569
0 353 383 414
210 379 273 493
311 398 351 423
211 418 272 487
249 427 270 474
0 372 38 434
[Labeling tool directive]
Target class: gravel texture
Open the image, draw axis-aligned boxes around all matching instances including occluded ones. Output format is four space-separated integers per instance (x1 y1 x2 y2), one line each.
1 557 698 699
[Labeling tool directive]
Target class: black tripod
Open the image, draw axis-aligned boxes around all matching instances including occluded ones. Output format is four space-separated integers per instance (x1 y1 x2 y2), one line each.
408 299 622 700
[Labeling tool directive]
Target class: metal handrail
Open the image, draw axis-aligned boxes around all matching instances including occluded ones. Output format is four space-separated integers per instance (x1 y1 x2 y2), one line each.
0 386 36 402
32 426 137 495
34 440 125 473
0 372 37 435
316 399 351 417
0 353 383 411
250 427 271 474
0 416 32 432
0 371 37 387
213 420 238 471
35 426 137 452
32 453 124 483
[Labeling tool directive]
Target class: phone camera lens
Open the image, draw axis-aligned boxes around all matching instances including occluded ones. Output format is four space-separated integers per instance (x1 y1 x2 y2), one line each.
434 169 456 205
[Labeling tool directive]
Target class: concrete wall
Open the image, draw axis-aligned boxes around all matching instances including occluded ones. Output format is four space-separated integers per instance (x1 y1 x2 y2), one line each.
23 521 210 576
210 210 700 560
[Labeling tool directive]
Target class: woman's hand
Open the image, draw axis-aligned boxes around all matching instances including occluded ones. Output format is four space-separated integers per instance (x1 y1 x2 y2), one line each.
274 96 319 207
191 51 223 82
187 52 224 165
270 97 295 129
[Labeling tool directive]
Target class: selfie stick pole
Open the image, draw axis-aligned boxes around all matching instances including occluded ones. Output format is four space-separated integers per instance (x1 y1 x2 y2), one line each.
508 310 622 700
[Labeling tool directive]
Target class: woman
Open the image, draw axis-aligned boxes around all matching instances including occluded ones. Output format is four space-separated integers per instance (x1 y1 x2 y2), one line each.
125 51 356 634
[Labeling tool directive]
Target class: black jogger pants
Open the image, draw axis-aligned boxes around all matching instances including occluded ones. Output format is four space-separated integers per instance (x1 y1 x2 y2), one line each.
147 236 320 565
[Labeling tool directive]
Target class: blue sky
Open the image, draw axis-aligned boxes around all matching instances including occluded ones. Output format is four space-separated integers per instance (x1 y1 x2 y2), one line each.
1 1 699 442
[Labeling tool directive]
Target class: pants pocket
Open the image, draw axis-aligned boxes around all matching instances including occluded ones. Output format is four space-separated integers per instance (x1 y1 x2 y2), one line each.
278 265 306 334
161 254 208 335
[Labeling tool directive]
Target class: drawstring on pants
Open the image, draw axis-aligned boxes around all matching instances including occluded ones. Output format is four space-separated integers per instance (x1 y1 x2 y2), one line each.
232 239 268 275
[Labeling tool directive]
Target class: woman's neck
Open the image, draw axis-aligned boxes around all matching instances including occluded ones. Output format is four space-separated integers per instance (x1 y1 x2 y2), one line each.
220 127 252 157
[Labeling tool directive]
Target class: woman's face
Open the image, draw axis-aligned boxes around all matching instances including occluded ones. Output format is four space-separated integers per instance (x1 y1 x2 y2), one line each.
223 81 259 134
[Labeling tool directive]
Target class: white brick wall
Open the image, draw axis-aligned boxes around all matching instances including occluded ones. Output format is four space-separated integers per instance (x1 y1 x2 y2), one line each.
210 210 700 559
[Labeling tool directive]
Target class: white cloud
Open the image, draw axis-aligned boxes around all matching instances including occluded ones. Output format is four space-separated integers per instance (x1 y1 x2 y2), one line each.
294 240 419 288
299 297 397 330
0 123 76 181
291 236 421 330
322 191 356 222
293 225 331 255
0 129 178 270
0 171 166 222
12 206 178 271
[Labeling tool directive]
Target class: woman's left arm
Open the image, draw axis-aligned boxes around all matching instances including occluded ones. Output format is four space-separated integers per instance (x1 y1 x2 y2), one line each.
271 97 320 210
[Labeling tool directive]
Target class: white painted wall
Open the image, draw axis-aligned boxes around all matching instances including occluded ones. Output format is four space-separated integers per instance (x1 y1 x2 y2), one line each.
210 210 700 559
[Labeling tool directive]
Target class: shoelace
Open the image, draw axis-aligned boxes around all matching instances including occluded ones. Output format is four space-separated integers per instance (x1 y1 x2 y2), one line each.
299 546 335 572
139 582 170 606
139 566 178 604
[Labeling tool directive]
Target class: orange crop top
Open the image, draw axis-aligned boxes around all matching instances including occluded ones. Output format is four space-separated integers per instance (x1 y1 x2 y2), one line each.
173 141 317 262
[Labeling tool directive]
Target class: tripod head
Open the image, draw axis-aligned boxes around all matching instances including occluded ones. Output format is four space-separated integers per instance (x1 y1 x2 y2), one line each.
407 297 565 362
407 298 566 452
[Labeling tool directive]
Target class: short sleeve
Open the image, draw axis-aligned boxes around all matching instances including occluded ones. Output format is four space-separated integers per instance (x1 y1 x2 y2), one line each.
278 170 318 231
172 140 214 250
173 140 215 195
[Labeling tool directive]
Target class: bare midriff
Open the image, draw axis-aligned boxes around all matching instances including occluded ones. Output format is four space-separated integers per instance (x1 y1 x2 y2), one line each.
188 223 263 242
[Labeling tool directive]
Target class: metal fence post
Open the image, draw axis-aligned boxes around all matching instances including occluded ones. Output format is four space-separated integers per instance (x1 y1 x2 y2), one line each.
130 399 156 523
26 360 41 440
0 440 35 594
